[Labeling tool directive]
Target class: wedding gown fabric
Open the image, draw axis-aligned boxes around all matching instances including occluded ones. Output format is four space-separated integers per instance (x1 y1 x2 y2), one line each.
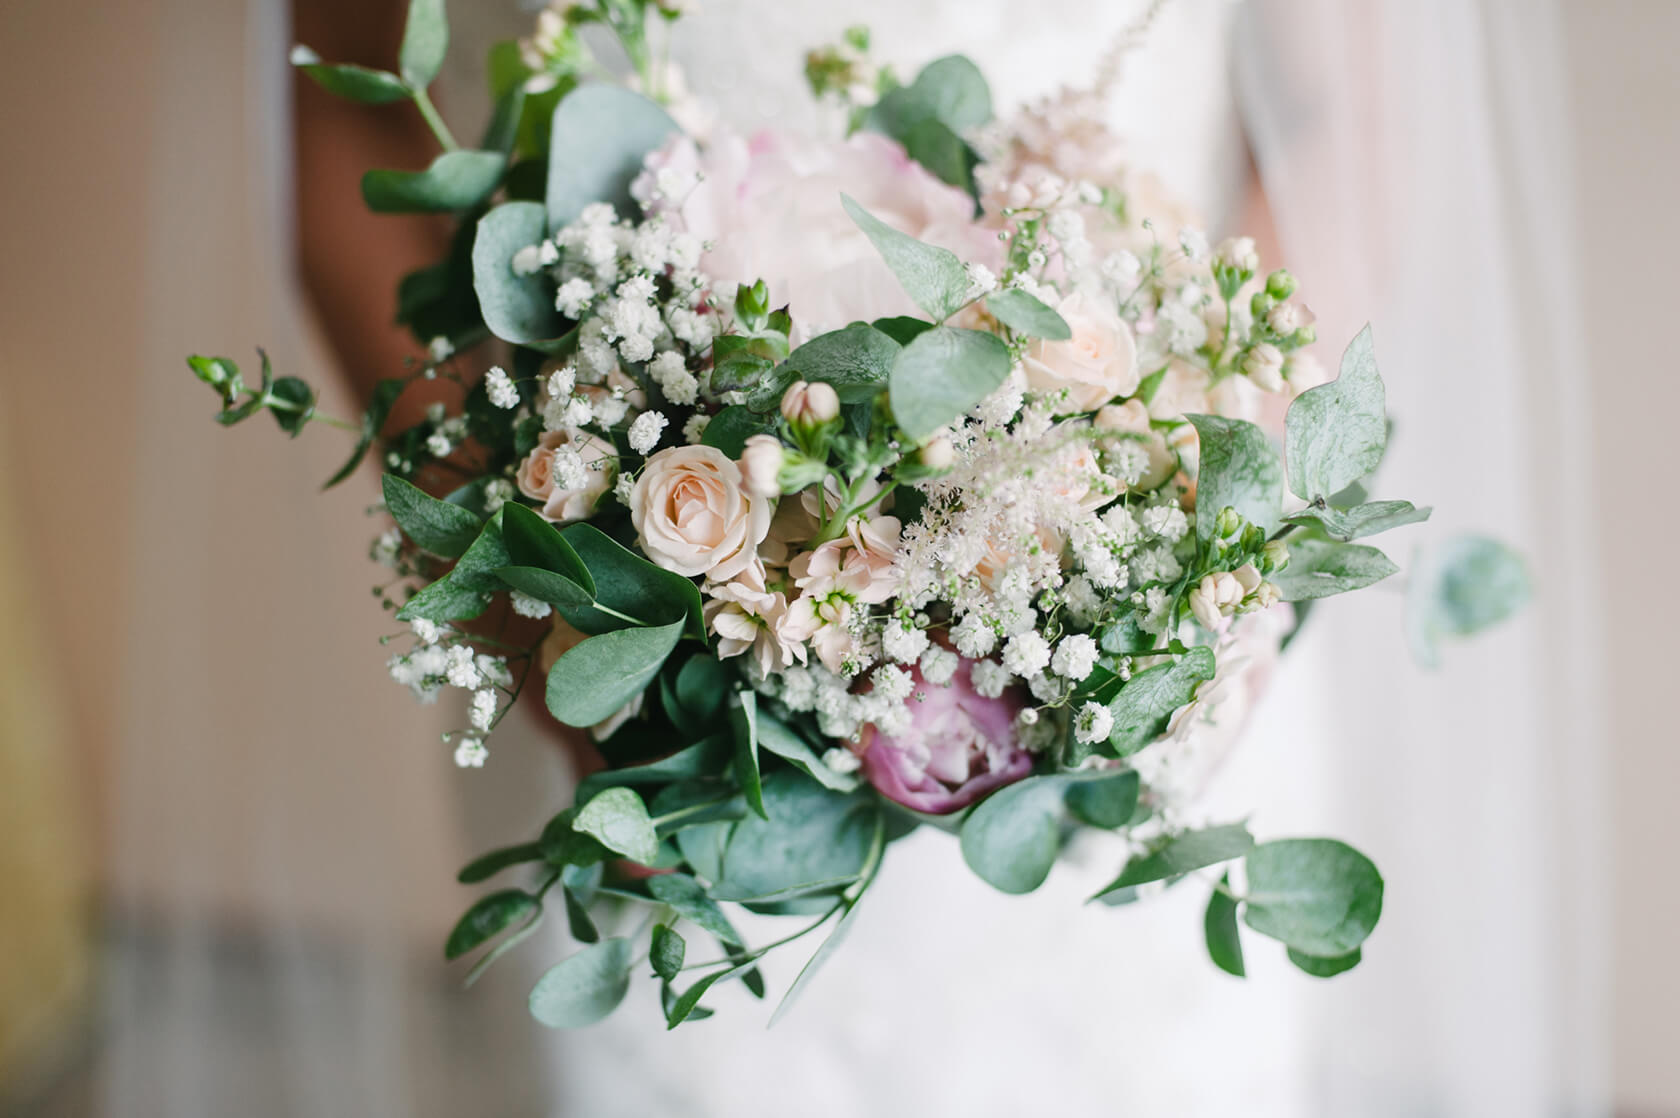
101 0 1606 1114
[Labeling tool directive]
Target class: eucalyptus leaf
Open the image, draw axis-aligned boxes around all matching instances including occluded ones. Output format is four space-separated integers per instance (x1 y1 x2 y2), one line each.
986 289 1071 340
382 473 482 557
556 524 706 639
495 565 593 610
1205 876 1246 978
668 656 728 727
445 889 537 959
650 924 685 982
1271 538 1398 602
864 54 993 137
898 117 979 193
362 150 506 213
444 511 512 593
393 570 491 622
500 499 594 586
1406 535 1531 667
1243 838 1384 958
715 772 877 899
728 691 767 820
841 194 972 323
771 898 862 1026
774 323 902 404
1187 414 1284 540
1063 769 1140 829
398 0 449 88
699 405 777 458
457 841 544 884
1288 946 1362 978
1106 647 1217 755
889 325 1011 442
326 378 404 488
572 787 660 865
528 937 633 1028
1286 325 1387 502
959 776 1067 895
665 963 750 1029
290 47 411 104
268 376 315 436
1284 499 1432 541
561 883 599 943
646 872 743 947
1091 823 1254 899
545 620 684 727
473 201 566 345
575 736 731 803
755 711 860 792
546 85 679 229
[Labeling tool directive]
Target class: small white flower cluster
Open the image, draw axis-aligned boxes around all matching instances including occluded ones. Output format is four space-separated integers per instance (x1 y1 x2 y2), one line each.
384 619 513 769
423 401 471 459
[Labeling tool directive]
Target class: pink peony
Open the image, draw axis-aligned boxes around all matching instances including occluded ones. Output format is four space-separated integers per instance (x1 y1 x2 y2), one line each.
634 128 999 333
853 657 1034 814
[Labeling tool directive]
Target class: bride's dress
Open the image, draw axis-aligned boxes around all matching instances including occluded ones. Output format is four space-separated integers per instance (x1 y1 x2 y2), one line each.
443 2 1328 1115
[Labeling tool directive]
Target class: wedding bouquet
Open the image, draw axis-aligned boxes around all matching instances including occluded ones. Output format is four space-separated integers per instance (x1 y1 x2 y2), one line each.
190 0 1527 1029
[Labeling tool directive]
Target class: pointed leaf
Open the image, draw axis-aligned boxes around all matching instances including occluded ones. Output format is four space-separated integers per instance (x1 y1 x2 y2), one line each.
1091 823 1253 899
1288 946 1362 978
572 787 660 865
290 47 411 104
959 776 1068 895
650 924 685 982
457 841 544 884
985 289 1071 339
1284 499 1431 541
728 690 767 819
446 889 538 959
1105 647 1217 755
1286 325 1387 501
382 473 482 557
1188 414 1284 540
1205 876 1246 977
528 937 633 1027
842 194 972 323
545 620 684 727
1271 538 1398 602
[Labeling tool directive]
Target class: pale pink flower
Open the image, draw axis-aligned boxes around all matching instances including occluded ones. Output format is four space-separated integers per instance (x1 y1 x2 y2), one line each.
1021 290 1140 412
704 563 804 674
630 445 770 580
515 429 617 523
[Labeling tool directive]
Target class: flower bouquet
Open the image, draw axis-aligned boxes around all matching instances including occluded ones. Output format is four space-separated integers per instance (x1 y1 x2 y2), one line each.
190 0 1527 1028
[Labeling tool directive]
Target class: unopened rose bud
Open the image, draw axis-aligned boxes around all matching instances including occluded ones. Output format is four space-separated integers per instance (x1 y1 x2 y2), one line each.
1215 236 1259 275
1241 343 1286 393
779 379 840 428
1261 538 1290 572
1215 506 1243 539
1265 269 1298 300
738 433 786 498
919 436 955 470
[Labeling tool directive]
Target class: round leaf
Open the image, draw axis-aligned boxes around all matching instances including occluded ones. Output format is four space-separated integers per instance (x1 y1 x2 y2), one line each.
362 150 506 213
889 326 1011 442
473 201 565 345
528 938 633 1028
959 776 1066 895
546 85 679 229
1243 838 1384 958
843 195 972 324
445 889 538 959
1287 946 1362 978
398 0 449 88
546 620 685 727
290 47 410 104
572 787 660 865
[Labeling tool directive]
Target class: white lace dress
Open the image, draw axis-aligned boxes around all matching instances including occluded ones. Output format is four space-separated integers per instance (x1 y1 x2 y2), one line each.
450 2 1322 1114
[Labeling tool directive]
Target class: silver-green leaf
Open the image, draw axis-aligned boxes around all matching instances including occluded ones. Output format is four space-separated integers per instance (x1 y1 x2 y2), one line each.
841 194 972 323
572 787 660 865
889 325 1011 442
985 288 1071 339
545 620 684 727
546 86 679 230
398 0 449 89
289 47 410 104
473 201 566 345
1242 838 1384 958
362 150 505 213
1188 415 1284 540
1284 499 1431 541
1406 534 1531 667
528 937 633 1028
1286 325 1387 502
1271 538 1398 601
1106 647 1217 755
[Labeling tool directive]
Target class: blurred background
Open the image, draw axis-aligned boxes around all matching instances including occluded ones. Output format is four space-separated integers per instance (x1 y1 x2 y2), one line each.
0 0 1673 1115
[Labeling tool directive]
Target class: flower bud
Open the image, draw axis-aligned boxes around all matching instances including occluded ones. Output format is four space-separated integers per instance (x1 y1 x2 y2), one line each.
1188 571 1245 631
1215 506 1243 540
1261 538 1290 572
1215 236 1259 275
1251 581 1281 610
1265 269 1298 300
734 279 771 329
1240 343 1286 393
919 436 955 470
1232 563 1263 596
779 379 840 428
738 433 786 499
1266 301 1317 336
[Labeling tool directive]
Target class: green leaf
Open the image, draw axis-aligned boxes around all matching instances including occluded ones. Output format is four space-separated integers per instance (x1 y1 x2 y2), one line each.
841 194 972 323
754 711 860 793
556 524 706 640
445 889 538 959
715 772 878 900
1406 535 1531 667
457 841 544 884
289 47 411 104
1287 946 1362 978
898 117 979 193
472 201 567 346
770 898 862 1026
698 405 776 458
1271 538 1398 602
325 378 404 489
1205 876 1246 978
666 656 728 728
528 937 633 1027
1243 838 1384 958
1286 325 1387 502
1063 769 1140 828
546 85 679 230
646 873 743 947
445 511 512 593
1091 823 1254 899
1187 414 1284 540
775 323 902 404
382 473 482 557
398 0 449 87
575 735 732 803
959 776 1067 895
864 54 993 137
495 565 593 610
393 570 490 622
501 500 594 589
889 325 1011 442
560 883 599 943
362 150 506 214
545 620 685 727
985 289 1071 340
572 787 660 865
650 924 685 981
268 376 315 436
1105 647 1217 755
665 962 750 1029
728 691 767 820
871 316 934 346
1283 499 1431 541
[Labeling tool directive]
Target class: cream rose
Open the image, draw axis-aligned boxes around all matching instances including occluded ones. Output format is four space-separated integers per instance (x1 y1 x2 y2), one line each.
1021 291 1140 412
630 445 771 580
515 429 617 524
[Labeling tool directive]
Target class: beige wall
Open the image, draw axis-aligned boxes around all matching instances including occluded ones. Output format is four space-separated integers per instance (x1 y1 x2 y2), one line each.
1564 2 1680 1113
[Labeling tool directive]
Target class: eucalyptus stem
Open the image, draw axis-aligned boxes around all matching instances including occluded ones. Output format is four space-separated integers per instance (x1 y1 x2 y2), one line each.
411 87 459 152
263 394 359 432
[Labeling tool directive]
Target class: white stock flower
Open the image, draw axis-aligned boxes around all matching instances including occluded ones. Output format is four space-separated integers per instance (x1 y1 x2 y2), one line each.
1189 571 1246 630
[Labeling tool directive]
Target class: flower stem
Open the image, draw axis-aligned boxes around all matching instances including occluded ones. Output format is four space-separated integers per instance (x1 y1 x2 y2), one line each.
411 87 459 152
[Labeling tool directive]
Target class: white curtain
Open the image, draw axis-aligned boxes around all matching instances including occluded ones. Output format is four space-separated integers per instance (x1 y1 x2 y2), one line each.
1237 2 1608 1113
